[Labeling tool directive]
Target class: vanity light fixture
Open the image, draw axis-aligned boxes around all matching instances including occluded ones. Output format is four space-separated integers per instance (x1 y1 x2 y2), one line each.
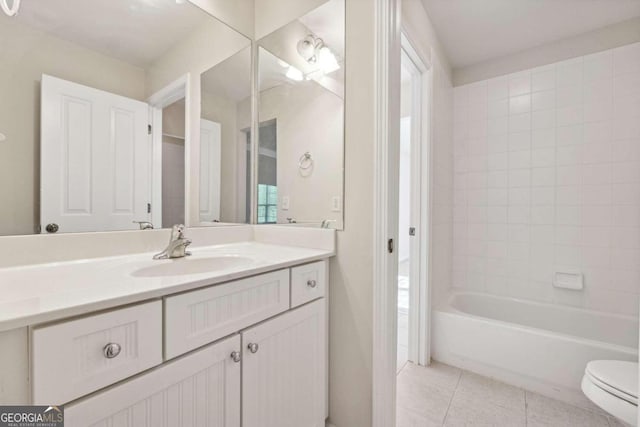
296 34 340 74
1 0 20 17
285 66 304 82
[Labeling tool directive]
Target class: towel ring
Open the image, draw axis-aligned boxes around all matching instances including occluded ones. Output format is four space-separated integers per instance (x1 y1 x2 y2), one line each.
298 152 313 170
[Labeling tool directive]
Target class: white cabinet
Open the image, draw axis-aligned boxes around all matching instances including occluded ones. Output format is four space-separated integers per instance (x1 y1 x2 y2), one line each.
242 299 326 427
290 261 327 308
65 335 241 427
32 301 162 405
165 269 290 359
22 260 329 426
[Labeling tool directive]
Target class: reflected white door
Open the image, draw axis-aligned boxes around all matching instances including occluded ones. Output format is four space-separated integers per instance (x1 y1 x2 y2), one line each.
41 74 151 233
199 119 221 222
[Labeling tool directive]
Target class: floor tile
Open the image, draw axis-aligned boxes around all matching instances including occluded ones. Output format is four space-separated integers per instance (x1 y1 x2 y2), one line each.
606 415 633 427
397 406 441 427
397 364 457 425
526 392 611 427
455 372 526 411
444 397 526 426
400 362 462 391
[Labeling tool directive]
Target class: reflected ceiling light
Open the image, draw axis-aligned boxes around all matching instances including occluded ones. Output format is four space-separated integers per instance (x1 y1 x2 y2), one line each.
175 0 186 4
285 66 303 82
296 34 340 74
296 35 318 63
1 0 20 17
277 59 290 68
317 46 340 74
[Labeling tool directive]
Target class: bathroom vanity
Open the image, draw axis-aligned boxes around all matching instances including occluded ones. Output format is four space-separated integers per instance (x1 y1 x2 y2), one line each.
0 225 334 427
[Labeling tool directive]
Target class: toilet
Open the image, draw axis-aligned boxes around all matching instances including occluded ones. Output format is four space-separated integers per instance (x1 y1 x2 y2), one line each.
582 360 638 426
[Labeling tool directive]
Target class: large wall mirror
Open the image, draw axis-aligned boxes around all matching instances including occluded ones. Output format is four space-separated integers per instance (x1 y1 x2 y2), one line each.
256 0 345 229
0 0 251 236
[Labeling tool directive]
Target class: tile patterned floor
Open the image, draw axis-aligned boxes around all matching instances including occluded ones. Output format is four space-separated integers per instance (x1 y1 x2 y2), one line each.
396 362 628 427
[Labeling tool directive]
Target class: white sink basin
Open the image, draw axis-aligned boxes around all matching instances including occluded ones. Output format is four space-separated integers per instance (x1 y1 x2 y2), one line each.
131 255 253 277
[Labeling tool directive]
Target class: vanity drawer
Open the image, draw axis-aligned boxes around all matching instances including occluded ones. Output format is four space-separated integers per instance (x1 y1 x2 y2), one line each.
290 260 327 308
165 269 290 359
32 301 162 405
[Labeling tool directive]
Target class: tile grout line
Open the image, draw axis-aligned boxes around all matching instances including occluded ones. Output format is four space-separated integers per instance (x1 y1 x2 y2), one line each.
441 370 463 426
524 390 529 427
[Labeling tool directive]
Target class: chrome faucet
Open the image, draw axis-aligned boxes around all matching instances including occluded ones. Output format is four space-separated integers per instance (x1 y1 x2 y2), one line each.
153 224 192 260
133 220 154 230
320 219 336 229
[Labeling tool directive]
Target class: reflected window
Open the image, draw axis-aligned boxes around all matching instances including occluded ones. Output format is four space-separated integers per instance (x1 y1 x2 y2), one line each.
257 184 278 224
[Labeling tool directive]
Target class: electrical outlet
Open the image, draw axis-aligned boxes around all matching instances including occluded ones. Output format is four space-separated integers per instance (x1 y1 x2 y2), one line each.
331 196 341 212
282 196 290 210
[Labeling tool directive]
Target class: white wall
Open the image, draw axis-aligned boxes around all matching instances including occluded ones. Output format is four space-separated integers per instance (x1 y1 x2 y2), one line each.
401 0 455 307
452 42 640 316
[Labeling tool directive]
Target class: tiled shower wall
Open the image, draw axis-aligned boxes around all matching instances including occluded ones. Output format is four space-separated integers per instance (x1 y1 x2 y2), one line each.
452 42 640 316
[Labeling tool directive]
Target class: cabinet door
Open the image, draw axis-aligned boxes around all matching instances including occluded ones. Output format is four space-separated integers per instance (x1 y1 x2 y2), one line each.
65 335 241 427
242 299 326 427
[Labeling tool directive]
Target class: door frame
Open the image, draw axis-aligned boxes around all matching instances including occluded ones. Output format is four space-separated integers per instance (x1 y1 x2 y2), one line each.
401 32 433 367
147 74 190 229
371 0 401 426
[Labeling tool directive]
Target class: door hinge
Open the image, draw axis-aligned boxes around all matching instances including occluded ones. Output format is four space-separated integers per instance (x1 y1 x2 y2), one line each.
147 203 151 214
387 238 394 254
409 227 416 236
148 124 152 135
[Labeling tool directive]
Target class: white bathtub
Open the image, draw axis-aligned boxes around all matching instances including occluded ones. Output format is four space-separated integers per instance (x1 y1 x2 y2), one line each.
433 291 638 409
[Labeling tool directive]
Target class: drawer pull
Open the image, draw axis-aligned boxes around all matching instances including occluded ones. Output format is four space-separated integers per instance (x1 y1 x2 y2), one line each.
230 351 241 363
307 279 317 288
103 343 122 359
247 343 259 354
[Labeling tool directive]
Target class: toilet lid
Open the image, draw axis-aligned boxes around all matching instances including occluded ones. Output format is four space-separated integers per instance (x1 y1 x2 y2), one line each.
586 360 638 403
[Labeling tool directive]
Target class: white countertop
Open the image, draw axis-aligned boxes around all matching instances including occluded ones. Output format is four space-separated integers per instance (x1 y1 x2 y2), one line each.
0 241 333 332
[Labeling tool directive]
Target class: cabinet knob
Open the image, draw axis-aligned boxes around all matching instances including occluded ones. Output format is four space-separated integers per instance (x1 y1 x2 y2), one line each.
307 279 317 288
230 351 241 363
103 343 122 359
247 343 259 354
45 223 59 233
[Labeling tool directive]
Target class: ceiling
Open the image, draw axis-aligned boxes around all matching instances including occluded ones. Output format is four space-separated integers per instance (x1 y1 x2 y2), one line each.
421 0 640 69
10 0 213 67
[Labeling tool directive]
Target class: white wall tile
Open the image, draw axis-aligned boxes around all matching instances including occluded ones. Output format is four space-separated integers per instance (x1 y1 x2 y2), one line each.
583 50 613 82
532 68 556 92
531 90 556 111
451 43 640 316
509 74 531 96
488 77 509 100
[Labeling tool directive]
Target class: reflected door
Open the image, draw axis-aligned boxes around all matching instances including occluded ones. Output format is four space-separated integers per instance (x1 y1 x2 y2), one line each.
40 75 151 233
199 119 222 222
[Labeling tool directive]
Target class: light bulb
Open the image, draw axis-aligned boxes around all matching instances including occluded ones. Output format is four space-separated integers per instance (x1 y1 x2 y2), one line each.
318 46 340 74
285 66 303 82
297 37 316 61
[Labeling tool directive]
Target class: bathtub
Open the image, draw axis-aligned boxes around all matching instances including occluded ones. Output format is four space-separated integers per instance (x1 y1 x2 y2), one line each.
433 291 638 408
